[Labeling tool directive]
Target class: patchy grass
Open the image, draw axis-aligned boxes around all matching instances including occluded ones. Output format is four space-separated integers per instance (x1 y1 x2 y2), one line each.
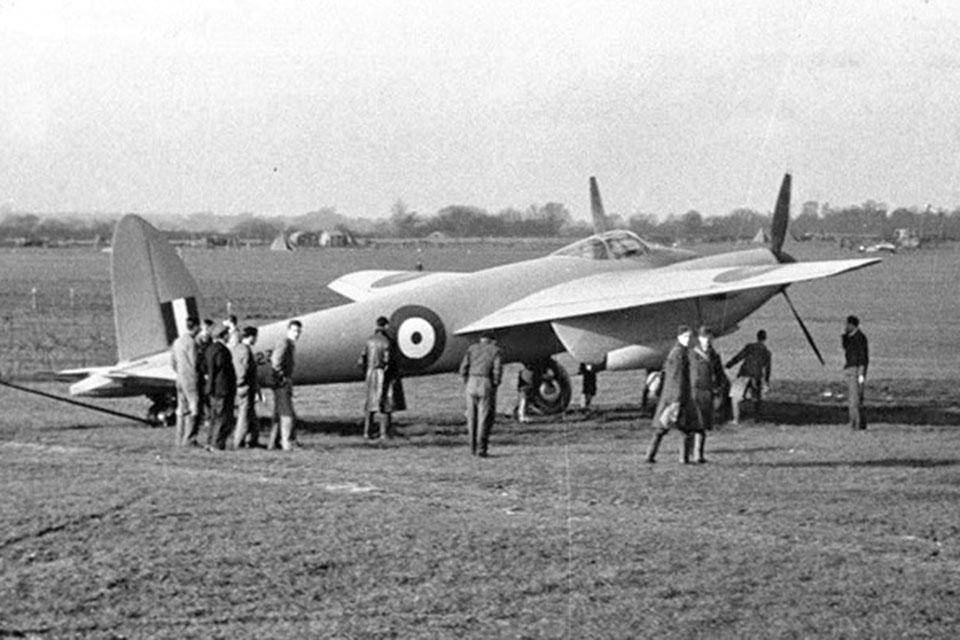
2 383 959 638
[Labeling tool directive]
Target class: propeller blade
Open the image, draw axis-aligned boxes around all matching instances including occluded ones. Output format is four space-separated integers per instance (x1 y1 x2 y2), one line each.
781 289 824 365
770 173 791 256
589 177 608 234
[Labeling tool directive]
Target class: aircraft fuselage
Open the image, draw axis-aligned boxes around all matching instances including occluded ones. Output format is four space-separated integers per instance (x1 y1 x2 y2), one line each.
248 245 782 385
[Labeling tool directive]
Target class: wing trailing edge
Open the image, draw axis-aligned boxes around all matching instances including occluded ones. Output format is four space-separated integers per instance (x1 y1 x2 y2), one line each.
455 257 880 335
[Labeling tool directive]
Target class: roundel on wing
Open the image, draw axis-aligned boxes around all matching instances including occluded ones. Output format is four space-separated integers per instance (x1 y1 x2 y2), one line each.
389 305 446 371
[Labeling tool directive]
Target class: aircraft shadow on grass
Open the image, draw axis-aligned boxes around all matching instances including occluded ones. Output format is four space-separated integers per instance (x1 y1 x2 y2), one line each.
296 417 467 448
746 458 959 469
760 401 960 427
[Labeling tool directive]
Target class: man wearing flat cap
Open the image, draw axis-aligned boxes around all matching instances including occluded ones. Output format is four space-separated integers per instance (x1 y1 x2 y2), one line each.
358 316 405 440
204 326 237 450
459 332 503 457
645 324 697 463
726 329 771 424
689 325 727 463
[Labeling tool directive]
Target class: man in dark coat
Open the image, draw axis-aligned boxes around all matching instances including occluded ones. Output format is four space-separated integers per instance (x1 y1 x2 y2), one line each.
842 315 869 430
459 333 503 457
204 327 237 450
645 325 696 464
689 326 727 463
358 316 405 440
725 329 771 424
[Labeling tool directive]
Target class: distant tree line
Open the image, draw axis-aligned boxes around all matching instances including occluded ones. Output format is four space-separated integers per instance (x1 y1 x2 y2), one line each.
2 199 960 244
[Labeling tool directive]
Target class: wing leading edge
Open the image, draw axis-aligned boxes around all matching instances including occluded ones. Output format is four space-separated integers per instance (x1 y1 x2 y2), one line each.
455 258 880 334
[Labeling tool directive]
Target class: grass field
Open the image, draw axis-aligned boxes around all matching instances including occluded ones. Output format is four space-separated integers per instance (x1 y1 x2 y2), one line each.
2 239 960 638
2 389 959 638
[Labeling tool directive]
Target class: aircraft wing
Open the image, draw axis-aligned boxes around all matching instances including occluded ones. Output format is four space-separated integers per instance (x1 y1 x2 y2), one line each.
455 258 880 334
329 270 467 301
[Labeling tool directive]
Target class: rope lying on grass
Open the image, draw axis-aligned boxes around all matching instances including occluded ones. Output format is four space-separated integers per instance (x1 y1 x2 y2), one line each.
0 377 155 426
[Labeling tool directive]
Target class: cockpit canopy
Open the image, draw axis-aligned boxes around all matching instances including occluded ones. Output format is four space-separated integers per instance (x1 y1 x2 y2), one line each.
552 230 661 260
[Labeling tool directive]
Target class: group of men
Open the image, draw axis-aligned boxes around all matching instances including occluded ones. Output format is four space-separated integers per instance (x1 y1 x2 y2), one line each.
645 315 870 463
171 315 302 451
645 325 741 464
171 308 869 460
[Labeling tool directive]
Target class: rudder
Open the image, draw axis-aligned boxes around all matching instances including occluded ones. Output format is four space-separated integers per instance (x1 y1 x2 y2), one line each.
111 215 202 362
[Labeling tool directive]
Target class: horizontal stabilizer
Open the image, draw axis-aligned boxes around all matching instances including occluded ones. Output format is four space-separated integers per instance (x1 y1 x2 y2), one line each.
61 351 175 397
456 257 880 334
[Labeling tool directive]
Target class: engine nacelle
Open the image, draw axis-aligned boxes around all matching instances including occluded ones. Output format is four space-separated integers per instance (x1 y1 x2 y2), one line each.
524 358 572 415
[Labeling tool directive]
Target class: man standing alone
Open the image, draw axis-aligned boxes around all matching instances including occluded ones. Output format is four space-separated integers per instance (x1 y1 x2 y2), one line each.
842 315 869 430
459 333 503 457
171 316 201 447
269 319 302 450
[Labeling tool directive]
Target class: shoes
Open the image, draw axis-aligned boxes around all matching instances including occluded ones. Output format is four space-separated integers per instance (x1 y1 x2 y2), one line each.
644 457 656 464
477 451 488 458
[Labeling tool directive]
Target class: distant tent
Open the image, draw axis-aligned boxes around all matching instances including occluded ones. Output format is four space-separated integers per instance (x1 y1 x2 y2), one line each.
270 233 295 251
319 230 354 247
751 227 769 244
290 231 320 247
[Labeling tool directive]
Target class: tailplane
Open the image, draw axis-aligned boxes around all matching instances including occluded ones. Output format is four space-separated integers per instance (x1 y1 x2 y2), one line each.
111 215 201 361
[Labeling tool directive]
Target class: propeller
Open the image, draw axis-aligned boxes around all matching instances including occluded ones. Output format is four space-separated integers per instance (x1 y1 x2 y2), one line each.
769 172 825 365
781 289 825 365
769 173 791 257
589 177 608 234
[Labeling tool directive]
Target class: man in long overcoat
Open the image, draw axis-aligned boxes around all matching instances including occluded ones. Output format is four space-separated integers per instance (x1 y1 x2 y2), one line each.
171 316 201 447
645 325 696 463
689 326 727 463
359 316 405 440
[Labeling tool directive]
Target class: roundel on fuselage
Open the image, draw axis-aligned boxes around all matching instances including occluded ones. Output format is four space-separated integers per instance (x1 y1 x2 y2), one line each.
389 305 446 372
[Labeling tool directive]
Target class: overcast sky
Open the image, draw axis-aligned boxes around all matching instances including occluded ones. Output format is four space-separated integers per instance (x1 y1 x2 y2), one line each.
2 0 959 221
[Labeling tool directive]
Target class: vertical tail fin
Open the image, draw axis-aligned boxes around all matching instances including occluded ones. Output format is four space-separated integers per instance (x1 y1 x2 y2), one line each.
111 215 202 361
589 177 608 234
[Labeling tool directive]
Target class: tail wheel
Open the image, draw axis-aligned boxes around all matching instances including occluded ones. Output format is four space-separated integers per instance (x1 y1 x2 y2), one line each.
528 358 572 415
146 394 177 427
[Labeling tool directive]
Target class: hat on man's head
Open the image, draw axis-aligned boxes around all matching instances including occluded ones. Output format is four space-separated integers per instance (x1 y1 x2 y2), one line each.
698 325 714 337
677 324 691 336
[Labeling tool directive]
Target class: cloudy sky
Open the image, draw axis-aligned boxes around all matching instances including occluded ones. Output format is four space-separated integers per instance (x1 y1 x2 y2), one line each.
2 0 959 221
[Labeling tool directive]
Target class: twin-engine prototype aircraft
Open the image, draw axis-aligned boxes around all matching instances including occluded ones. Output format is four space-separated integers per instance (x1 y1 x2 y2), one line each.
60 174 879 423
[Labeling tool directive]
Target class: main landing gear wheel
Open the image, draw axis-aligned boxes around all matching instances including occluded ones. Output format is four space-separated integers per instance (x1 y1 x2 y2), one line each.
526 358 572 415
